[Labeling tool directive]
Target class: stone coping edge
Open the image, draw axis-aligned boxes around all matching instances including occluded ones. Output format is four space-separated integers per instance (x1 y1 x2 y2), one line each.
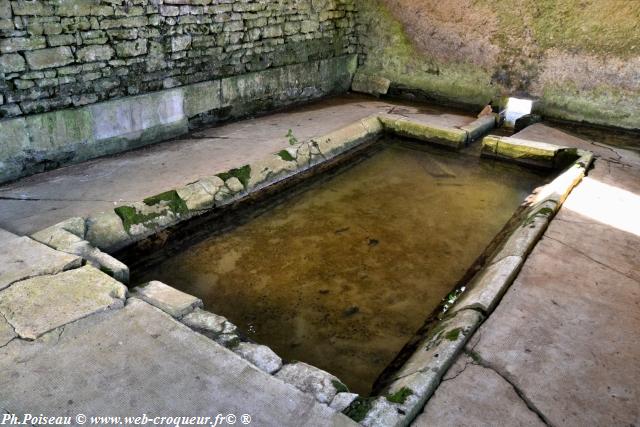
29 112 496 264
352 147 594 426
128 282 357 413
480 134 580 169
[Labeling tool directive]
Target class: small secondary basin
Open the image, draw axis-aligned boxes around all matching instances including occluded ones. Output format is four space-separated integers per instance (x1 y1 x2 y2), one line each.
133 139 549 395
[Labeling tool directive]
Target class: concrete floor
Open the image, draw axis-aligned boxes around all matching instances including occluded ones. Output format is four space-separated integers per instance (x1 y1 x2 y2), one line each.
414 123 640 427
0 94 475 235
1 96 639 426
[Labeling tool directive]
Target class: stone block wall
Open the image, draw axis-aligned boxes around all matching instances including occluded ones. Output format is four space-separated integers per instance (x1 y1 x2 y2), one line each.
0 0 358 183
0 0 357 119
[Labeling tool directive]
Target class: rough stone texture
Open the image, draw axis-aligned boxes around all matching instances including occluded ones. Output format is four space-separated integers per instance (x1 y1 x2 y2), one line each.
0 299 358 426
0 265 127 340
176 176 223 211
369 309 484 426
356 0 640 129
275 362 345 404
379 114 468 149
233 342 283 375
330 392 359 412
181 308 239 342
360 397 405 427
0 0 357 120
0 96 478 236
481 135 575 169
413 355 546 427
0 235 81 291
351 72 391 96
31 224 129 283
132 281 202 319
85 210 130 252
0 56 357 184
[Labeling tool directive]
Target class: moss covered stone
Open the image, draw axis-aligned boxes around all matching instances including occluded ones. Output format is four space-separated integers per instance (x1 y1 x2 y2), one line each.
444 327 462 341
380 115 467 149
216 165 252 189
343 396 375 422
143 190 189 215
331 380 349 394
276 150 296 162
114 206 163 234
386 387 413 404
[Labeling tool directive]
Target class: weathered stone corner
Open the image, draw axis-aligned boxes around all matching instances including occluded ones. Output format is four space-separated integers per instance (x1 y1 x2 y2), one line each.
132 281 203 319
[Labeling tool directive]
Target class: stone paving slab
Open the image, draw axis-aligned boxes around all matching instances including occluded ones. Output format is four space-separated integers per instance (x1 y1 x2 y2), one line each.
467 234 640 426
0 234 82 291
416 125 640 426
0 95 477 235
413 355 545 427
0 298 357 426
0 265 127 340
0 315 15 347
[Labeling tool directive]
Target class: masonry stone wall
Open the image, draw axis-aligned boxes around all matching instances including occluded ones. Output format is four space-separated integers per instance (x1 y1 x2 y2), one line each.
0 0 358 183
0 0 357 119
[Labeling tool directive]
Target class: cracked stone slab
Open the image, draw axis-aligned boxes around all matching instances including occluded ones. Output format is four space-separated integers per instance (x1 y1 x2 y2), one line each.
0 235 82 291
0 314 16 347
132 281 202 319
275 362 345 404
468 235 640 426
31 225 129 284
376 309 484 426
0 265 127 340
412 354 546 427
0 299 357 426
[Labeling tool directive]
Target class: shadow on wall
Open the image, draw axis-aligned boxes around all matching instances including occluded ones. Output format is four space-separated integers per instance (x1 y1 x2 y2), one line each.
355 0 640 130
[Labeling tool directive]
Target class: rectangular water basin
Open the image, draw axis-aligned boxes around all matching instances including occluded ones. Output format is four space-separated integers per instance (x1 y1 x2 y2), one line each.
130 139 550 395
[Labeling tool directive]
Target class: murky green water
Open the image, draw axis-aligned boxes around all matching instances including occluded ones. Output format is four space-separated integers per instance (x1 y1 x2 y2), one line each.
136 140 547 395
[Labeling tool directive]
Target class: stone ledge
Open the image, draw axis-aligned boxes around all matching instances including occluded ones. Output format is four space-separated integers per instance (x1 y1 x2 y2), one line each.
75 112 492 253
275 362 347 405
481 135 578 169
131 281 202 319
31 221 129 284
353 309 484 427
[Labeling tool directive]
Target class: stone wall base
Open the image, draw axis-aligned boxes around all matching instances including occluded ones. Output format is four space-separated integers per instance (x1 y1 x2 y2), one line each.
0 55 357 184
